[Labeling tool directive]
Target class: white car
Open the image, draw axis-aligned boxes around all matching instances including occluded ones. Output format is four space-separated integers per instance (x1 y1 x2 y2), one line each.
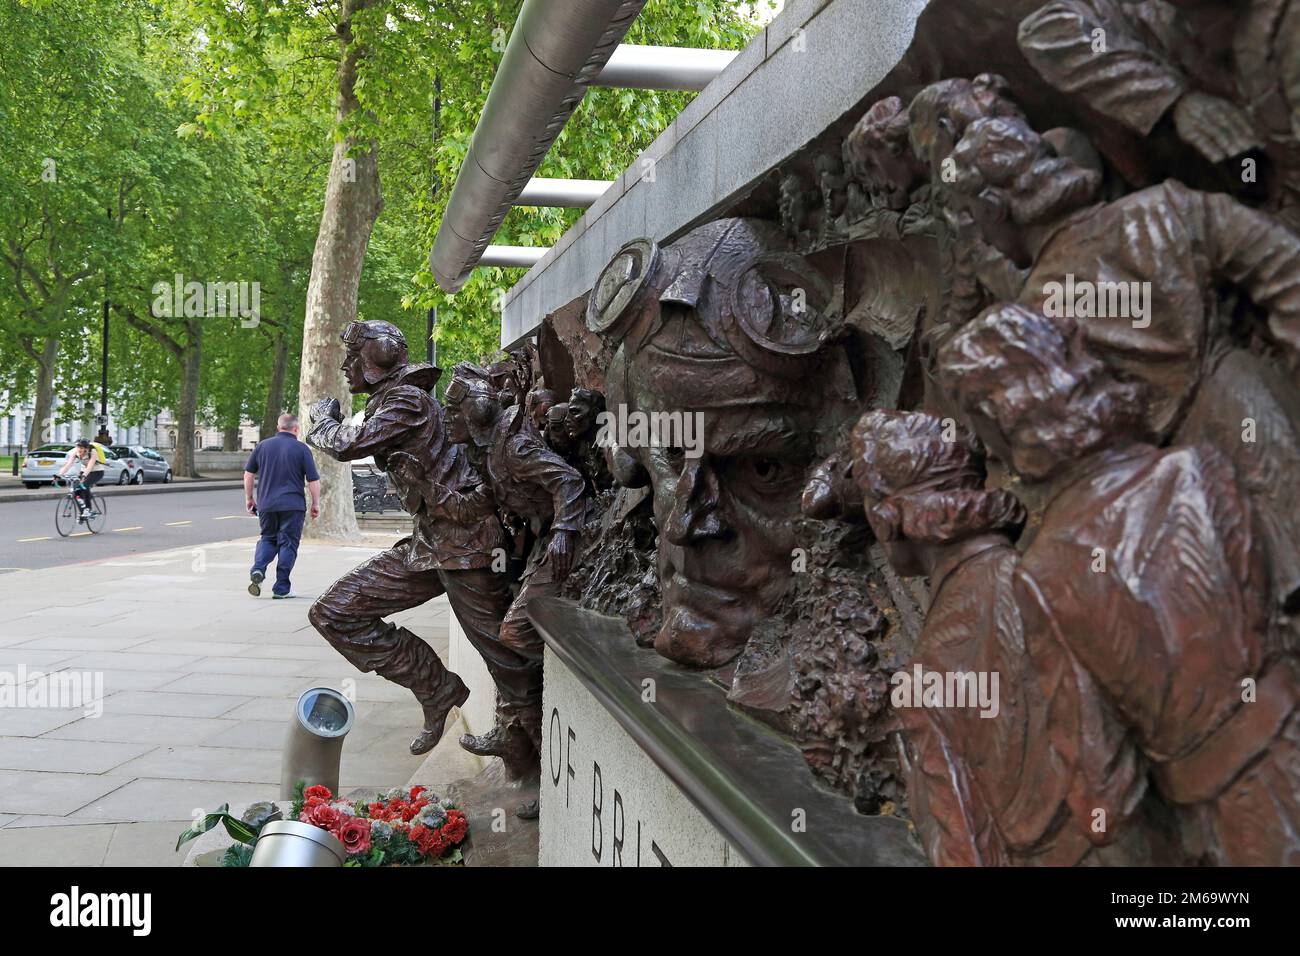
20 443 131 488
109 445 174 484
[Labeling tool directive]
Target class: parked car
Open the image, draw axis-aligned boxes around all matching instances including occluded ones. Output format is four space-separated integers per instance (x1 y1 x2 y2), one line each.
20 443 131 488
109 445 173 484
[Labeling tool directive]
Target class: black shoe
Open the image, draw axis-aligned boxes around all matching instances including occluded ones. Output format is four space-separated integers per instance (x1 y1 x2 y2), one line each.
458 724 509 758
516 799 539 820
248 569 264 597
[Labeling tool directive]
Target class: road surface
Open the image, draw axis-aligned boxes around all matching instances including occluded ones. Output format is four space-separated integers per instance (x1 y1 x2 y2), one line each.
0 487 260 571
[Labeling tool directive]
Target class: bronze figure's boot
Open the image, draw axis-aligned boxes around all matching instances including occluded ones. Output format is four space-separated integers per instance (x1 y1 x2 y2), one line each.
459 723 510 757
410 666 471 756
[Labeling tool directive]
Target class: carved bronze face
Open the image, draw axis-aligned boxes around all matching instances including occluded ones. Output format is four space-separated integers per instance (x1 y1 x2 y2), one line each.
844 96 922 209
338 320 409 392
907 73 1020 178
595 219 858 668
544 403 573 455
949 115 1100 255
342 348 368 395
564 388 603 441
444 364 498 447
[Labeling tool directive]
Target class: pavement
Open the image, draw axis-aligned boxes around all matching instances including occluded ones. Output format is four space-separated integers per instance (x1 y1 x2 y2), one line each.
0 526 476 867
0 472 243 503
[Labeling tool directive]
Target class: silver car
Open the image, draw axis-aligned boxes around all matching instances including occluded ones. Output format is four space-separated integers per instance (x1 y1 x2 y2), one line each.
21 443 131 488
109 445 173 484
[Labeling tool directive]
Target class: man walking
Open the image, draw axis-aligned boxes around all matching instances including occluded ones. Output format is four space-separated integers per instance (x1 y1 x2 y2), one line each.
244 412 321 598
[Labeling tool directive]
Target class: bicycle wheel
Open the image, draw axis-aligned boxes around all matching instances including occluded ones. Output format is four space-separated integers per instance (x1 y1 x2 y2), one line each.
54 494 77 537
85 493 107 534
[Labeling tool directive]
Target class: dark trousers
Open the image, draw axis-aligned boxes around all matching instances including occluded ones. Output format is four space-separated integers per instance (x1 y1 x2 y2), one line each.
308 544 541 763
75 471 103 511
252 509 305 595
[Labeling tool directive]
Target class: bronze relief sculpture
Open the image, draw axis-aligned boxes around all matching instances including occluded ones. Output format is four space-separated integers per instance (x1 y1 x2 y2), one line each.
528 0 1300 864
303 0 1300 866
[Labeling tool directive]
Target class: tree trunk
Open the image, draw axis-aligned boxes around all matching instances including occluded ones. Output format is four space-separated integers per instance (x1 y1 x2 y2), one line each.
297 0 383 541
27 335 59 451
261 328 289 439
222 425 240 452
174 321 202 478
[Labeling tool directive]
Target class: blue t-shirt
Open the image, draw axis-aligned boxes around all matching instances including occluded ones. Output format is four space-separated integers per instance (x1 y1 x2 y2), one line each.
244 432 320 512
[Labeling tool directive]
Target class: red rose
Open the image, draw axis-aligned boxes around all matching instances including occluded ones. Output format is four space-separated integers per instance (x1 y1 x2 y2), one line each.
409 786 427 799
303 784 333 802
338 817 372 856
300 803 340 831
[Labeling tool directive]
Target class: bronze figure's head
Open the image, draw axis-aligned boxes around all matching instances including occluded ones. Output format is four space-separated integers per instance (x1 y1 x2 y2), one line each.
851 409 1024 576
948 115 1101 262
937 303 1150 481
340 320 409 394
592 218 858 668
443 362 499 447
908 73 1021 179
564 387 605 442
844 95 923 209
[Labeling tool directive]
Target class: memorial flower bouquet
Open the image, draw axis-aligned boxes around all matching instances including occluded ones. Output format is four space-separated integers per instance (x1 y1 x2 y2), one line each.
289 782 469 866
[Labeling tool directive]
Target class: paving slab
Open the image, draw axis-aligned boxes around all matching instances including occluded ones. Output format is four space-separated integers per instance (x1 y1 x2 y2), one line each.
42 713 239 747
109 746 281 785
102 821 188 867
0 708 87 736
0 822 116 866
155 673 317 698
99 690 252 718
0 772 134 816
64 777 282 825
0 737 154 774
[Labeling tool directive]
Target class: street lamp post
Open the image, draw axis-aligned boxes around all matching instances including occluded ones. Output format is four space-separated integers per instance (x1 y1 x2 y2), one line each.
95 206 112 446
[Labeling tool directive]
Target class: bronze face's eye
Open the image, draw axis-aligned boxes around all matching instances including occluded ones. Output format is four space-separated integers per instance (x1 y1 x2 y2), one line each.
738 456 794 488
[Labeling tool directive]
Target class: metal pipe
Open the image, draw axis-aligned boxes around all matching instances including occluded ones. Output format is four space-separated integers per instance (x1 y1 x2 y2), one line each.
514 177 613 208
591 44 737 92
430 0 648 293
479 245 550 269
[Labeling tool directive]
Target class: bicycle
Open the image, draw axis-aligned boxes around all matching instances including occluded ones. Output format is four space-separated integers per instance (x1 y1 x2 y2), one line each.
53 474 108 537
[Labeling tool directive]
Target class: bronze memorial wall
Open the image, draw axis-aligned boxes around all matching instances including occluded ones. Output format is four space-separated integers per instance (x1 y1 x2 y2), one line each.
314 0 1300 865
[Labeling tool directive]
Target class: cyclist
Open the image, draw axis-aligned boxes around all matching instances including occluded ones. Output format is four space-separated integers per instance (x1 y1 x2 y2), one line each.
55 438 106 522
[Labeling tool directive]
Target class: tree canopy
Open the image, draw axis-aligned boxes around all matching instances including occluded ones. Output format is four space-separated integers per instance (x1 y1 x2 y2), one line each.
0 0 766 449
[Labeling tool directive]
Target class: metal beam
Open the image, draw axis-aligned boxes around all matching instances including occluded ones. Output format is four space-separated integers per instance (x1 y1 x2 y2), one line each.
429 0 648 293
591 44 737 92
478 245 550 269
514 177 613 208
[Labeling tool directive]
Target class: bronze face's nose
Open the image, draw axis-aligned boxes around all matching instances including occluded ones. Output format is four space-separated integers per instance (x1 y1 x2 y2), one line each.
665 457 727 545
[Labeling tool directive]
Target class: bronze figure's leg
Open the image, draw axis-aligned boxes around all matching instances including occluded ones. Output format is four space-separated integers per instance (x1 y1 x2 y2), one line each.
308 546 468 756
483 539 557 819
439 566 544 780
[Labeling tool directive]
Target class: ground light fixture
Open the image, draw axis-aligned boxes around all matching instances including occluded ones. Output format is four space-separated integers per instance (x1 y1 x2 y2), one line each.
280 686 355 801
